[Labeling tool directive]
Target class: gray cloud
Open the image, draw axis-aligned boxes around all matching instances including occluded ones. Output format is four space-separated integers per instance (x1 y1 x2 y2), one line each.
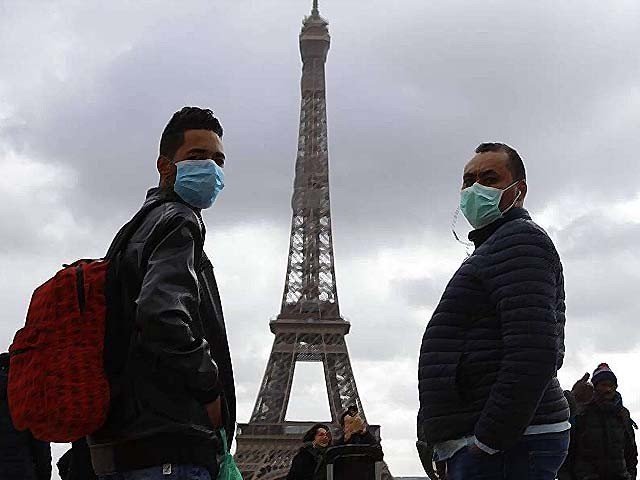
552 214 640 352
2 0 639 241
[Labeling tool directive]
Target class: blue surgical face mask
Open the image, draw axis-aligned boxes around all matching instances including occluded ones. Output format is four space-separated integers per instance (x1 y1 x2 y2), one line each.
460 181 521 229
174 159 224 209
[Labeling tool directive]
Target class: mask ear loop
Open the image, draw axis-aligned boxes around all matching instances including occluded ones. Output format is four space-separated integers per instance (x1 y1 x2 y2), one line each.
451 206 474 256
501 184 522 215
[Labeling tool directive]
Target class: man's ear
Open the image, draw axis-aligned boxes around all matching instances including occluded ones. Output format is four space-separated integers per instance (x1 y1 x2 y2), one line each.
517 180 528 204
157 155 171 176
157 155 176 187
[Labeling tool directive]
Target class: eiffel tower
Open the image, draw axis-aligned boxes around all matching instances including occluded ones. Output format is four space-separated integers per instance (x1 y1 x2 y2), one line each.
234 2 392 479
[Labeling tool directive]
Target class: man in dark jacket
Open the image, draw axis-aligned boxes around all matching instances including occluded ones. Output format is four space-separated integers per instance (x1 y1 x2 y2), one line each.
0 352 52 480
417 143 570 479
571 363 638 480
89 107 236 480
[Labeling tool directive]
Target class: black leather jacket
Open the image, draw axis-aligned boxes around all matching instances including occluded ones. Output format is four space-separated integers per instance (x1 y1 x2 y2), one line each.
89 188 236 475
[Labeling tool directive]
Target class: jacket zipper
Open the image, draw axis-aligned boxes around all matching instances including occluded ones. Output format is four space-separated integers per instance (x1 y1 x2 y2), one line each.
75 264 86 313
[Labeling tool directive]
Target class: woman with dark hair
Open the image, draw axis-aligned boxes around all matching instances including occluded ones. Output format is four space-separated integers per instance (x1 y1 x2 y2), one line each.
286 423 332 480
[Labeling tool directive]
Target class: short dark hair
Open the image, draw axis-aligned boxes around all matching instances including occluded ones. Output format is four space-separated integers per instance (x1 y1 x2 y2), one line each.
159 107 223 159
302 423 332 443
475 142 526 181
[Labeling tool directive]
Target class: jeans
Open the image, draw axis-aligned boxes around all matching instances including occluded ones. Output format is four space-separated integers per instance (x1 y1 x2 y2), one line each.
447 431 570 480
98 464 211 480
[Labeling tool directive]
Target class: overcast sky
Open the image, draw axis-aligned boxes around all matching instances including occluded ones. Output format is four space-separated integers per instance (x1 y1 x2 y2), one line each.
2 0 640 477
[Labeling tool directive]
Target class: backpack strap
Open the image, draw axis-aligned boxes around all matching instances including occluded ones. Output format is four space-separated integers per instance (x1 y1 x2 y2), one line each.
105 199 168 260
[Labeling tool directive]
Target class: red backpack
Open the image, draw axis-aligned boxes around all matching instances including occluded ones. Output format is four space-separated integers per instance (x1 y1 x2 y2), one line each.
8 200 164 442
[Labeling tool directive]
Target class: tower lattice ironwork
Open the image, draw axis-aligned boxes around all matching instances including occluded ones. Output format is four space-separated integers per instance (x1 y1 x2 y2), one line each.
234 3 392 480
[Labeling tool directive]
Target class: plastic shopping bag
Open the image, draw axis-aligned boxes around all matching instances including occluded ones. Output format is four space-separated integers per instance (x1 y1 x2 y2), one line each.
217 428 243 480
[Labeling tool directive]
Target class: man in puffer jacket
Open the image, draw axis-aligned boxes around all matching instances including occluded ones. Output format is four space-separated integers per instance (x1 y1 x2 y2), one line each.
571 363 638 480
417 143 570 479
0 352 52 480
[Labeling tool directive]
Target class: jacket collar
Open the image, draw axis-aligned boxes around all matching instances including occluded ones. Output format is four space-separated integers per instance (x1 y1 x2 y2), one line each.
302 442 326 455
145 186 179 204
144 187 205 230
588 397 623 415
468 207 531 248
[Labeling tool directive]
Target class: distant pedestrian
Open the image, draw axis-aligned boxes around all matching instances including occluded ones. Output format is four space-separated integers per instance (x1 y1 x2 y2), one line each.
558 372 594 480
0 352 52 480
417 143 570 480
570 363 637 480
286 424 332 480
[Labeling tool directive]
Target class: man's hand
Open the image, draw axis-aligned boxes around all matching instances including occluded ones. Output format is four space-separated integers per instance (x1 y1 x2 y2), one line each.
415 441 440 480
467 444 487 456
206 397 223 428
571 372 594 405
469 440 499 456
435 461 447 480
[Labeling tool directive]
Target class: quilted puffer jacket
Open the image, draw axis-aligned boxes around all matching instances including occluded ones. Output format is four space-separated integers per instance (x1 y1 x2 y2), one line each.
89 188 236 476
418 207 569 451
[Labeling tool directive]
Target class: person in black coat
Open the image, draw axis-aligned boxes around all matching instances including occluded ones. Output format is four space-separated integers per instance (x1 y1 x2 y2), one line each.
418 143 570 480
286 424 332 480
0 352 51 480
558 373 595 480
570 364 637 480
